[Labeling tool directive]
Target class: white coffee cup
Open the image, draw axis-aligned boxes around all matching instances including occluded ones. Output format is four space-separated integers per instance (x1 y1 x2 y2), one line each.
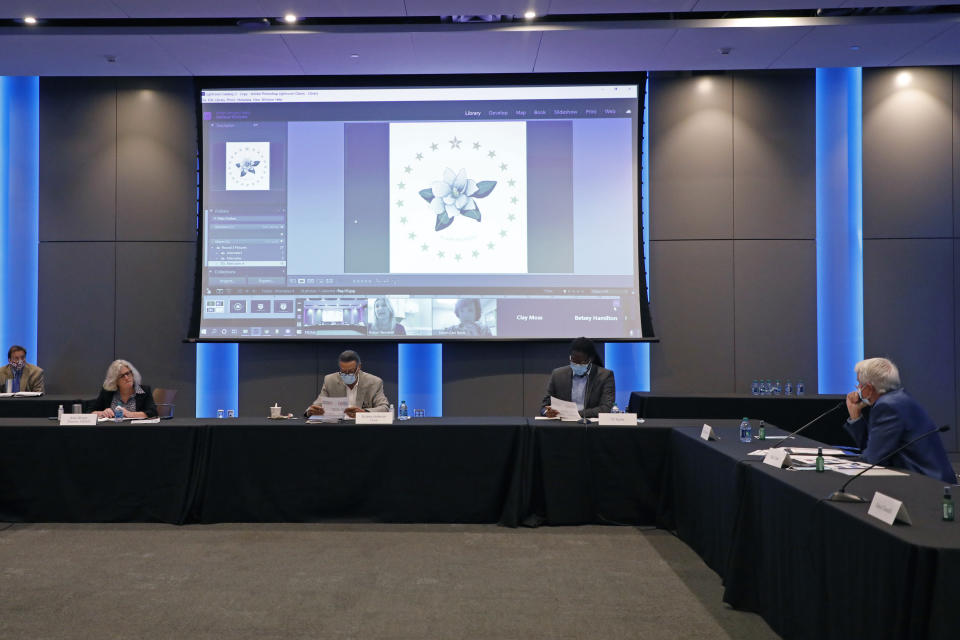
270 404 282 419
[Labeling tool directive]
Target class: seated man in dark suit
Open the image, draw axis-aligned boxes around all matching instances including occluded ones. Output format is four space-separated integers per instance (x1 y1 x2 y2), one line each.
1 345 45 393
305 350 390 418
845 357 955 484
540 337 615 420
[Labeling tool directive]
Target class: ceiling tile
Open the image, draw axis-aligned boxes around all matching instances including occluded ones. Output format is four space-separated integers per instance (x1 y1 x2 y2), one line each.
772 22 955 68
545 0 697 12
403 0 550 17
409 30 543 73
0 1 127 18
256 1 407 18
0 35 188 75
150 34 305 75
535 28 676 72
283 32 418 74
891 24 960 66
656 26 810 69
112 0 265 18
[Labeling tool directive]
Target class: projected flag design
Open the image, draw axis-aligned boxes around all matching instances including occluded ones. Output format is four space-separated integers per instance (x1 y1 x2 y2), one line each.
389 122 527 274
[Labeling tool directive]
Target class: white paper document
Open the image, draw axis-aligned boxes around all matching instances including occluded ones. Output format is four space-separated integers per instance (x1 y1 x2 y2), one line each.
131 418 161 424
548 396 582 421
0 391 44 398
311 396 348 419
784 447 849 456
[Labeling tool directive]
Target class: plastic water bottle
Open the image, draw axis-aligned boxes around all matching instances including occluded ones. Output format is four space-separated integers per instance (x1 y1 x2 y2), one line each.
773 379 782 395
784 380 793 396
611 403 621 414
114 404 123 422
739 417 752 443
944 487 955 522
751 380 759 396
57 404 64 421
217 408 224 419
399 400 409 420
796 379 805 396
757 420 766 440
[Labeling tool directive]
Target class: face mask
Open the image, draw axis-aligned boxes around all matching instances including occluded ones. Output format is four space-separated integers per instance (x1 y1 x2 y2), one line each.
340 372 357 386
9 360 24 372
570 362 590 377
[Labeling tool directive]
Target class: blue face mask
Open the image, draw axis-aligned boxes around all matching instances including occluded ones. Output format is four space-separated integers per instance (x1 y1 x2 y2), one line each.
340 372 357 386
570 362 590 377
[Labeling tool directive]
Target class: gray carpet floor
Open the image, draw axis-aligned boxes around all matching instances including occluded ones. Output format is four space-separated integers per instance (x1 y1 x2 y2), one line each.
0 523 779 640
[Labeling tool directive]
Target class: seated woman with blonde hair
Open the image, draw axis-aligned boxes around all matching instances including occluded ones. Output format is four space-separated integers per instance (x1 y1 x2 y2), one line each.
89 359 158 419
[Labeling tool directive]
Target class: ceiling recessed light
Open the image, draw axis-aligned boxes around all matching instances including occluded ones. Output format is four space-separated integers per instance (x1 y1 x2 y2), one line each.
23 16 37 24
849 44 861 51
350 54 360 59
283 14 297 23
524 11 536 19
895 71 912 87
718 47 732 55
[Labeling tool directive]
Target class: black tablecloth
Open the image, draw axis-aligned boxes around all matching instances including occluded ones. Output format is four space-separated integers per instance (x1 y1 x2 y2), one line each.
193 417 526 524
627 392 854 446
670 425 960 640
0 395 86 418
2 415 958 638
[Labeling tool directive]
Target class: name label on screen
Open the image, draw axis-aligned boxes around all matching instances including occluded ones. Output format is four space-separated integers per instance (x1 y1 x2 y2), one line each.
700 424 718 441
59 414 98 426
598 413 638 426
355 412 394 425
868 492 912 526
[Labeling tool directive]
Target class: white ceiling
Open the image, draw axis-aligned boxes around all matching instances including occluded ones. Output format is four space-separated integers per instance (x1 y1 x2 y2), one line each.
0 1 958 75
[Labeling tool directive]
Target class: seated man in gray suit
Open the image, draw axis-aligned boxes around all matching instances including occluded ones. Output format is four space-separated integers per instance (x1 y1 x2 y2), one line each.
305 350 390 418
540 337 615 419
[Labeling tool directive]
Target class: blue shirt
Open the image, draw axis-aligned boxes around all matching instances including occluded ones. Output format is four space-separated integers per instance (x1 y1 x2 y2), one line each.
571 371 588 411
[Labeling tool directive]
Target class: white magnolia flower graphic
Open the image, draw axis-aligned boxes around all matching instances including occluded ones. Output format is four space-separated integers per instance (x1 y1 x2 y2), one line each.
419 167 496 231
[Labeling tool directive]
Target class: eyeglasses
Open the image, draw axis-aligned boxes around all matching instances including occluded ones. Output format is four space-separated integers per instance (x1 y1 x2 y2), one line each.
118 371 134 380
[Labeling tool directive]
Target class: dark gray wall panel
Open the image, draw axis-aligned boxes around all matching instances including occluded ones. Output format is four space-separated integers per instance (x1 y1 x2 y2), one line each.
863 67 954 239
353 343 399 409
443 342 525 416
238 343 319 419
115 242 197 418
733 240 817 394
116 78 198 242
521 342 571 416
650 73 733 240
38 242 116 395
39 78 117 241
864 239 956 452
732 71 816 240
649 240 734 392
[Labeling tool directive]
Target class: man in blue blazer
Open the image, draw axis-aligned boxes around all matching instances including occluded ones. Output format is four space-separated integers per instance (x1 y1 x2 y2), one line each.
844 357 956 484
540 337 615 420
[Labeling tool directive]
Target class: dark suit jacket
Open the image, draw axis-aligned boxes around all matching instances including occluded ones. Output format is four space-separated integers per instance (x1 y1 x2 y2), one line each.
88 385 158 418
540 365 615 419
844 388 955 484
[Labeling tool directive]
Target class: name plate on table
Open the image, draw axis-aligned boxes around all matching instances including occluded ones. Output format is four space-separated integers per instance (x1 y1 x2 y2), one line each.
763 449 792 469
700 424 718 441
868 491 912 526
59 414 98 426
354 412 394 425
598 413 638 426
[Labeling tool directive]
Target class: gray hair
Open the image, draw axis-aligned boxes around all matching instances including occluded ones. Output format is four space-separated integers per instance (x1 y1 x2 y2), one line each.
338 350 361 366
855 357 901 394
103 359 142 391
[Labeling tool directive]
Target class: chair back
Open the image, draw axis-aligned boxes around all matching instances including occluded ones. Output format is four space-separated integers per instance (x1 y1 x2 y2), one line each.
153 388 178 418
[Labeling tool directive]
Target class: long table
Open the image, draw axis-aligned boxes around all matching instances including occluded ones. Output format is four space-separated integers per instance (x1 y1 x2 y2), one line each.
1 416 957 639
0 394 87 418
627 391 854 446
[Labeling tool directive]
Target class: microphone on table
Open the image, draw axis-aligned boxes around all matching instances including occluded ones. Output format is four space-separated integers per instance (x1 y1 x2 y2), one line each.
770 400 847 449
827 425 950 503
